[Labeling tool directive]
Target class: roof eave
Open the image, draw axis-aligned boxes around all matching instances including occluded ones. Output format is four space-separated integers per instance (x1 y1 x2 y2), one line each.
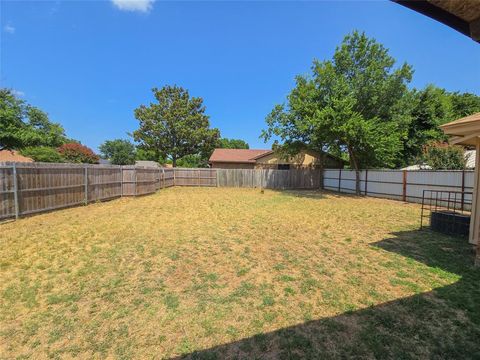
392 0 480 42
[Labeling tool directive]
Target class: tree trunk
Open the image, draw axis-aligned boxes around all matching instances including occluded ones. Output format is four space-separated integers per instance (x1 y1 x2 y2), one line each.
172 156 177 168
347 146 361 195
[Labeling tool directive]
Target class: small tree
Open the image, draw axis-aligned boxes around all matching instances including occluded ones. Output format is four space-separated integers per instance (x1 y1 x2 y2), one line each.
20 146 64 163
133 86 220 167
422 142 466 170
58 143 99 164
99 139 136 165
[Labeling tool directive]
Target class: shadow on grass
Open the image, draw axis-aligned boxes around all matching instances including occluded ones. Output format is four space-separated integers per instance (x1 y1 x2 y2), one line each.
174 230 480 359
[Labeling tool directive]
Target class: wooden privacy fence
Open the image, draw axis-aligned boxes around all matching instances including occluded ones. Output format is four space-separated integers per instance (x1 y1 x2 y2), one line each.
0 162 174 220
216 168 322 189
324 169 475 210
174 168 217 187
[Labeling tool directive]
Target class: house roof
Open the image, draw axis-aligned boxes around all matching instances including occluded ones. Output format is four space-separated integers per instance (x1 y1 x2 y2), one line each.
209 148 346 165
135 160 160 168
209 149 272 163
0 150 34 163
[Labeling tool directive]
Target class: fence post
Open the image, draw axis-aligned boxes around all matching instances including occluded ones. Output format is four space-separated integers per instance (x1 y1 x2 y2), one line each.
261 168 264 190
320 168 324 190
135 167 138 196
364 169 368 196
402 170 407 202
173 168 176 186
84 165 88 205
198 169 201 186
338 169 342 193
12 163 19 219
162 168 166 189
120 166 124 196
461 169 465 212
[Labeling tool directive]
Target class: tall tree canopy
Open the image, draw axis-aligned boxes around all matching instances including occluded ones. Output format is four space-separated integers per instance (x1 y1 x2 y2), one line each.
217 138 249 149
99 139 136 165
133 86 220 167
0 89 69 150
403 85 480 164
264 31 413 194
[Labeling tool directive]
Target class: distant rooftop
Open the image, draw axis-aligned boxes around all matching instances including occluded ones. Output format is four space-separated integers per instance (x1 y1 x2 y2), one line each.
0 150 33 163
209 149 272 163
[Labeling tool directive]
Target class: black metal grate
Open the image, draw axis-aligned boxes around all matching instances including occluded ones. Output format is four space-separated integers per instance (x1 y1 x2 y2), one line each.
420 190 472 237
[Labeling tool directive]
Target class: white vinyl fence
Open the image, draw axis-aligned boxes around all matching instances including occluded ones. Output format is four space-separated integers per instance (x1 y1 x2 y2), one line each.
324 169 474 210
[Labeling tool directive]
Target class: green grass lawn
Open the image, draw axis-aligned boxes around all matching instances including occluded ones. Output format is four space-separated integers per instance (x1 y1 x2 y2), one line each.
1 187 479 359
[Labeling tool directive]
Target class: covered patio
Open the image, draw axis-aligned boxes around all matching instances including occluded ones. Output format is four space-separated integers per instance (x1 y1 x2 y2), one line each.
394 1 479 265
441 113 480 265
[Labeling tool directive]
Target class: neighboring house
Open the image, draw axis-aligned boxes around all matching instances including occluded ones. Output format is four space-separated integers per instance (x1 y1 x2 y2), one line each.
465 150 476 169
401 164 432 170
0 150 33 163
98 158 111 165
135 160 160 168
209 149 344 170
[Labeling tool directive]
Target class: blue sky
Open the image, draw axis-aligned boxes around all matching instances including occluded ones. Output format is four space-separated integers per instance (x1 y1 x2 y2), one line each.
2 0 479 152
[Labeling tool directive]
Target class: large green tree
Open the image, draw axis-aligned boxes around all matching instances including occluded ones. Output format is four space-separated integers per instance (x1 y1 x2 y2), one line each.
133 86 219 167
403 85 480 164
262 75 332 180
217 138 249 149
0 88 68 150
264 31 413 194
99 139 136 165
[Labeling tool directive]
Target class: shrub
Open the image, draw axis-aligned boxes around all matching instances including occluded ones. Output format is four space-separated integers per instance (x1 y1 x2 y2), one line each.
57 143 99 164
422 142 466 170
20 146 64 163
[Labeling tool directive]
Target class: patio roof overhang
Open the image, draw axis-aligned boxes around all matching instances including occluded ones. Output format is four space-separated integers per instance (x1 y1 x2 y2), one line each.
392 2 480 261
441 113 480 264
441 112 480 146
393 0 480 42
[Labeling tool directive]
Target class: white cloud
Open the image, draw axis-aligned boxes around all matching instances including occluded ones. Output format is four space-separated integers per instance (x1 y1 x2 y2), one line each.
4 24 15 34
111 0 154 13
